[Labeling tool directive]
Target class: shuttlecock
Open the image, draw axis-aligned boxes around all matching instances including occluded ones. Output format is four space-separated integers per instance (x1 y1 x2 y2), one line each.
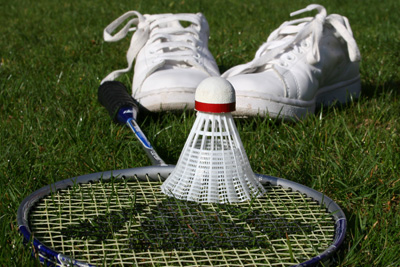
161 77 265 203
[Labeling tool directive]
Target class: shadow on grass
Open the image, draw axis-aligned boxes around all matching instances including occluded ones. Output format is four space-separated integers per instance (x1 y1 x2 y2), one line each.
360 80 400 98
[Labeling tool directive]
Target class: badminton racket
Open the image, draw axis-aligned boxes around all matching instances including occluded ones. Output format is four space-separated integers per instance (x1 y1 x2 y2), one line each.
18 81 346 266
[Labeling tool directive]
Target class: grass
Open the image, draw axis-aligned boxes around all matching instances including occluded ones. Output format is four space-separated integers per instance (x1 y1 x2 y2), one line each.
0 0 399 266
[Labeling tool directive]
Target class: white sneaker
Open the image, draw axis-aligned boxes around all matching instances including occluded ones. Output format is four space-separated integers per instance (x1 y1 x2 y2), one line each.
101 11 220 112
222 4 361 119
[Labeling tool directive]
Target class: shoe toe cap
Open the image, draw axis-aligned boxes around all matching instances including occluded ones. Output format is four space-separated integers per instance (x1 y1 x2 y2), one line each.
135 69 214 111
227 71 286 99
140 69 211 94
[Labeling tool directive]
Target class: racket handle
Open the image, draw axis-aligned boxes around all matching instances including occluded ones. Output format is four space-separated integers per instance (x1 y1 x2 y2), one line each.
98 81 138 123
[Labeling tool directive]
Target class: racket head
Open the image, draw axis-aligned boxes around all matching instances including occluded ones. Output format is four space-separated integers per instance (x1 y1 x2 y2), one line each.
18 166 346 267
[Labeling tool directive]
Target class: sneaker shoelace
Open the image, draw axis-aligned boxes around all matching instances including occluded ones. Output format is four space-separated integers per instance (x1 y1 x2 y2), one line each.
101 11 213 86
222 4 361 78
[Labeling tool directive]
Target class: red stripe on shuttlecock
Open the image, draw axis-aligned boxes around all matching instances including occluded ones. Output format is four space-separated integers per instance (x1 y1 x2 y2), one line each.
195 101 236 113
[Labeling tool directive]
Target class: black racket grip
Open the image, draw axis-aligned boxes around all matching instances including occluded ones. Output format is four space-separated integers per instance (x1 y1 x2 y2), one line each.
98 81 138 123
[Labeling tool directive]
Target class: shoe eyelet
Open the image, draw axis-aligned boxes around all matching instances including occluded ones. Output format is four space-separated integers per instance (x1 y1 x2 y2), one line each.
286 54 295 61
279 62 289 68
301 41 310 48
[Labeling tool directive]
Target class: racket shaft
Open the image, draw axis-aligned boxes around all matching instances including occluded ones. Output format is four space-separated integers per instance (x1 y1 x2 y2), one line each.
98 81 167 166
126 118 166 166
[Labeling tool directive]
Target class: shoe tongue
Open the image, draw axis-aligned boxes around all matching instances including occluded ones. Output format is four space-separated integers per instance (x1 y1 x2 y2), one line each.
150 18 200 69
326 14 347 38
158 20 183 29
155 17 196 30
265 21 309 51
328 14 345 24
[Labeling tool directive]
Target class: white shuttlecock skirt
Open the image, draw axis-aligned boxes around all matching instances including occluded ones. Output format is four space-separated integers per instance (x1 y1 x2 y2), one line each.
161 112 266 203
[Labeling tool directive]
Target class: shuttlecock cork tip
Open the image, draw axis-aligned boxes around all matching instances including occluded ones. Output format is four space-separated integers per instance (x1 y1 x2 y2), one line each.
195 77 235 113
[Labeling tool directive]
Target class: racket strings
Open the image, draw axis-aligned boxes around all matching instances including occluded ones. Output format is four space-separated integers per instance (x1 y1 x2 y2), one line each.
28 176 335 266
138 198 266 251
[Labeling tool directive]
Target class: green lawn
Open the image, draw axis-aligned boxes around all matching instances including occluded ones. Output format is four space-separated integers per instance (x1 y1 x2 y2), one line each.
1 0 399 266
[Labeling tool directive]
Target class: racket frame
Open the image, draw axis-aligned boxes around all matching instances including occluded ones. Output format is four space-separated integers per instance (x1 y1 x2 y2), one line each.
17 165 346 267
